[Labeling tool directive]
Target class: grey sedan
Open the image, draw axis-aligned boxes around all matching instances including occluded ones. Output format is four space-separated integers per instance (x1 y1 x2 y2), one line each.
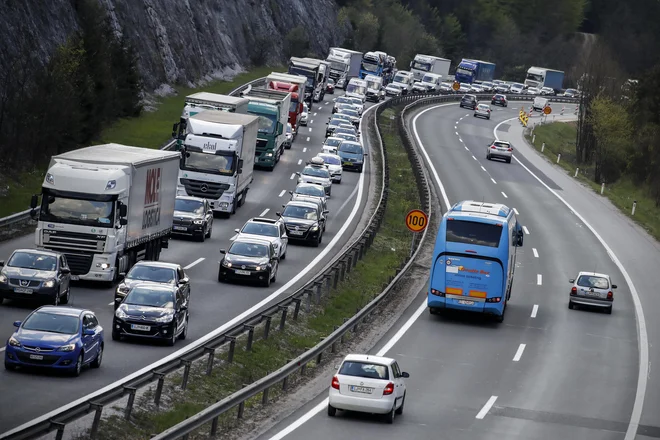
568 271 617 314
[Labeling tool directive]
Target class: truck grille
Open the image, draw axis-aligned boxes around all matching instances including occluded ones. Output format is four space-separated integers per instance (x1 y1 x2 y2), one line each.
64 254 94 275
256 139 268 151
42 230 105 275
179 178 230 199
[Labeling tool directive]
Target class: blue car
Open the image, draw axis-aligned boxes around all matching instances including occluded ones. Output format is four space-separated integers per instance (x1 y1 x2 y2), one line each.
337 140 367 172
5 306 104 376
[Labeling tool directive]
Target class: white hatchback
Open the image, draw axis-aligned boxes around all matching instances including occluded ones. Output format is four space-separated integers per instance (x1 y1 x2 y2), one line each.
328 354 409 423
233 217 288 260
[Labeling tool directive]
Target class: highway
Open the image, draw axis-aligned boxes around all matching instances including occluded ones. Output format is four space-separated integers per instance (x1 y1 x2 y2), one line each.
0 90 377 433
256 102 649 440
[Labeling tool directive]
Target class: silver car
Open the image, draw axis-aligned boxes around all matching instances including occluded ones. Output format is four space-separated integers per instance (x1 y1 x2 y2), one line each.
297 159 333 196
316 153 343 183
474 103 492 120
568 271 617 314
486 139 513 163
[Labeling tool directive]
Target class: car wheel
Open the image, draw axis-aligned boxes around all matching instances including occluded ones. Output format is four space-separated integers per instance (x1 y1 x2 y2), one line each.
112 330 121 341
486 153 491 160
4 361 16 371
313 234 321 248
487 116 490 120
271 267 277 284
280 250 286 260
473 114 476 117
205 223 212 238
52 290 60 307
217 267 224 283
0 297 4 305
327 404 337 417
166 322 177 346
495 302 507 323
358 166 363 173
385 404 396 424
506 157 511 164
91 344 103 368
605 306 613 315
395 393 406 415
568 301 574 310
197 231 205 243
179 315 189 340
262 273 271 288
61 287 71 305
71 353 84 377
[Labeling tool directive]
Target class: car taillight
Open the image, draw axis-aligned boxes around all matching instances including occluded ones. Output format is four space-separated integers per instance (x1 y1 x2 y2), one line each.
490 145 496 149
331 376 340 390
570 287 577 295
507 148 512 151
383 382 395 395
607 291 613 300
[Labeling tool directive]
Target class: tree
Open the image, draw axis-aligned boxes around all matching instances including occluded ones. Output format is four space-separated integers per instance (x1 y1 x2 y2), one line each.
284 26 311 59
588 96 632 183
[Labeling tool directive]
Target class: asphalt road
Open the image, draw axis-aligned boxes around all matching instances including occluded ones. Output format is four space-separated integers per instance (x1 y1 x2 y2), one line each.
256 102 646 440
0 90 376 433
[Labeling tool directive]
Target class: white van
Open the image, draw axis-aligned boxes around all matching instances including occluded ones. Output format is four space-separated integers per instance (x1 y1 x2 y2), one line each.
346 78 368 103
392 71 415 95
413 72 443 93
533 96 549 112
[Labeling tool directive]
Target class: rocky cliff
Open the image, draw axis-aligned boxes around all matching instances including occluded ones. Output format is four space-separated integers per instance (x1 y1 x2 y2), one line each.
1 0 344 90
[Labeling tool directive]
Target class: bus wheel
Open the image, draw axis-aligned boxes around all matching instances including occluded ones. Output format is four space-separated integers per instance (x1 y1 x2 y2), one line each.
429 308 437 315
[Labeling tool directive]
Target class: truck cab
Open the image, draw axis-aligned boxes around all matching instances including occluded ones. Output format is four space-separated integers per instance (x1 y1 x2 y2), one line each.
288 57 326 108
247 100 284 170
266 73 307 134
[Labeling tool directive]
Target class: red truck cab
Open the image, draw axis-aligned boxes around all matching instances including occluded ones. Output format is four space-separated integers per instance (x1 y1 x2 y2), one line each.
268 81 303 134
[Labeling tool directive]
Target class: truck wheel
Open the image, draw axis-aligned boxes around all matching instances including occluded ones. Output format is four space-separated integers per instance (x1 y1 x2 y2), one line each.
237 189 247 207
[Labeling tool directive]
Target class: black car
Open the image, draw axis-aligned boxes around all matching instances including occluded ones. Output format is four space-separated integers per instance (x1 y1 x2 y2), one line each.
218 238 279 287
277 201 327 247
0 249 71 305
172 196 213 241
115 261 190 310
459 94 478 110
491 94 508 107
112 282 189 346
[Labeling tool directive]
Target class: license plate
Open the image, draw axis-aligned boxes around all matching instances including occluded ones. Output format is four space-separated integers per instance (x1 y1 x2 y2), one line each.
29 354 43 360
14 287 33 294
234 269 251 275
173 226 187 231
343 162 352 166
350 385 373 394
458 299 475 305
585 290 600 296
70 275 80 281
289 230 304 236
130 324 151 331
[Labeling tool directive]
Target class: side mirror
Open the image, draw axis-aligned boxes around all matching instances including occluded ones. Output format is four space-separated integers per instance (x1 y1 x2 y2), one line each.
281 234 287 239
219 249 227 254
118 202 128 218
119 272 126 278
83 328 95 336
612 284 618 289
277 122 284 135
323 210 329 214
295 172 301 176
288 191 293 195
234 228 240 233
61 268 71 275
569 279 575 283
13 321 21 328
171 122 179 138
180 305 188 311
276 212 281 217
119 218 128 226
207 210 213 215
0 260 4 267
282 204 286 208
115 297 123 303
30 194 39 209
363 153 368 156
516 235 523 247
180 278 189 284
238 158 244 174
401 372 410 378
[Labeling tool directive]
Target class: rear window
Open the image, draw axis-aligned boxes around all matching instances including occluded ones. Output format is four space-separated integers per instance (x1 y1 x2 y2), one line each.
339 361 390 380
446 220 502 247
493 141 510 148
577 275 609 289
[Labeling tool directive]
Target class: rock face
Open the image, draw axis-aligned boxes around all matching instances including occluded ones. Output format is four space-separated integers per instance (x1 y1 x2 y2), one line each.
0 0 344 90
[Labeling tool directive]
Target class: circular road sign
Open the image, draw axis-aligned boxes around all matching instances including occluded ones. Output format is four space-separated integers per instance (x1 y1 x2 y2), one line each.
452 81 461 91
543 105 552 115
406 209 429 233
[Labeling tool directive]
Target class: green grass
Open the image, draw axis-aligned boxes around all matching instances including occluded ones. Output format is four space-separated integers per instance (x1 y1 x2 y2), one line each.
0 66 279 220
527 122 660 241
86 107 422 440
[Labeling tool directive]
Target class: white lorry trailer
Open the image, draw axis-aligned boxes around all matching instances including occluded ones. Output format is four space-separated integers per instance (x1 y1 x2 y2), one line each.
410 54 451 81
29 144 180 283
178 111 259 216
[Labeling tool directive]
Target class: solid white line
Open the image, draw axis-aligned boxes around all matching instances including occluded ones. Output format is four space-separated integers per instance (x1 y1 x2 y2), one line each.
476 396 498 419
377 300 428 356
513 208 520 215
260 208 270 217
501 191 508 198
278 190 286 198
523 226 530 235
512 344 526 362
531 304 539 318
303 147 307 153
491 178 497 184
306 137 310 142
2 101 380 440
290 173 296 180
494 117 648 440
472 155 477 161
532 248 539 258
480 166 486 172
537 274 542 285
184 257 205 270
297 159 302 165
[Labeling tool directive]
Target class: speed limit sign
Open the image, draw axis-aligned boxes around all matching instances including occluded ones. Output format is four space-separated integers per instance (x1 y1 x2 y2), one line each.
405 209 429 233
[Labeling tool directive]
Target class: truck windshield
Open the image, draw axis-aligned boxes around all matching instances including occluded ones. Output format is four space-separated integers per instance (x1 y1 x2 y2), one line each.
393 74 409 84
366 80 380 89
183 151 236 175
346 84 366 95
456 67 473 76
40 195 115 227
289 101 298 113
328 61 347 72
248 113 278 134
526 73 544 82
411 61 432 72
360 61 379 73
288 67 315 88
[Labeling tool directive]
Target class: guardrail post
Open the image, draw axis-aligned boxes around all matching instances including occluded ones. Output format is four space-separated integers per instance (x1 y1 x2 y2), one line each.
89 402 104 439
317 350 323 366
205 347 216 375
278 305 288 330
305 289 313 312
332 267 340 289
541 142 545 152
262 384 270 405
331 326 339 353
52 421 66 440
358 240 366 260
324 274 332 297
227 336 237 363
181 359 192 390
601 182 605 195
352 249 359 267
339 259 346 281
237 400 245 419
210 416 219 436
340 318 349 343
262 314 273 340
245 325 255 351
292 298 302 320
154 372 165 406
283 366 291 391
632 200 637 216
556 153 561 163
315 281 323 304
346 254 353 274
124 386 137 420
574 167 579 177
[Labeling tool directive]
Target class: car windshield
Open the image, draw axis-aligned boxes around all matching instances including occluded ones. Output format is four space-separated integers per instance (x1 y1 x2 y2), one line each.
339 143 362 154
126 265 177 283
324 138 342 147
295 185 325 197
327 78 335 85
303 166 330 178
229 241 270 257
478 104 489 110
125 288 175 308
388 84 401 90
283 205 318 220
241 222 279 237
347 98 362 106
339 361 390 380
175 199 205 215
22 312 80 334
577 275 609 289
336 134 357 142
336 97 351 104
340 109 358 118
422 75 436 83
333 114 351 122
336 128 356 137
318 155 340 165
7 252 57 271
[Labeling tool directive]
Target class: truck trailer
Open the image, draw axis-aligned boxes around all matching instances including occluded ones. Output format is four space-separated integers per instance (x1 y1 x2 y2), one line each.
454 59 496 84
409 54 451 81
29 144 180 283
525 67 565 92
288 57 328 108
177 111 259 216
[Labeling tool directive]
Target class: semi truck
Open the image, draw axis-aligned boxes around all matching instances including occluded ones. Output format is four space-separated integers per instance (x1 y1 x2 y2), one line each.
29 144 180 283
359 51 384 79
302 57 330 102
242 88 291 170
409 54 451 81
326 48 362 88
177 111 259 216
454 59 496 84
266 72 306 135
524 67 565 92
288 57 328 108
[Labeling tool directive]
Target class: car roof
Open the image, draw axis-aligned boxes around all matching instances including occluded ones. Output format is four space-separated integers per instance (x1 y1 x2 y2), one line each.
324 136 343 143
577 271 611 279
343 354 394 365
131 281 178 291
35 306 88 317
132 261 180 270
340 140 362 147
463 94 476 98
175 195 205 202
285 200 318 209
292 195 323 206
247 217 280 225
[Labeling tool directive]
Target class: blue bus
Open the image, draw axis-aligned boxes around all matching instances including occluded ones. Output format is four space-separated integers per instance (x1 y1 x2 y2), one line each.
428 201 524 322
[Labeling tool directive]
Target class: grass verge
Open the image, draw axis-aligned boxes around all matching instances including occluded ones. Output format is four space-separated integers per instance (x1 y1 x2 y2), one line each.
82 106 421 440
526 121 660 241
0 66 278 220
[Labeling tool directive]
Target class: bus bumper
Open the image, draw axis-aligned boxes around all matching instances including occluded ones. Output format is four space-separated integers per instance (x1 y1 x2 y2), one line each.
428 295 504 317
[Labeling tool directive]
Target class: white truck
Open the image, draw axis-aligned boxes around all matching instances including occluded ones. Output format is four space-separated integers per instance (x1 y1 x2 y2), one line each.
410 54 451 81
326 48 363 88
178 111 259 216
29 144 180 283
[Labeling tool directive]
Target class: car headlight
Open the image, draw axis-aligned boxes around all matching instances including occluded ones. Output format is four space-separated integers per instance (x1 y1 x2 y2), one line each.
115 308 128 319
193 219 204 225
0 274 7 283
266 153 273 157
154 313 174 323
58 343 76 352
8 336 20 347
223 260 232 268
310 223 319 232
43 279 56 288
255 266 265 271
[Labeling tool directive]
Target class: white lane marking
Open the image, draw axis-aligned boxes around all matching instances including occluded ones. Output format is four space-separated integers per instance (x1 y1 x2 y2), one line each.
306 137 310 142
325 101 329 105
458 138 463 143
464 146 469 151
501 191 508 198
512 344 526 362
531 304 539 318
297 159 302 165
184 258 205 270
491 178 497 184
310 120 314 124
476 396 498 419
303 147 307 153
494 117 648 440
455 131 459 135
309 127 312 132
313 112 317 116
260 208 270 217
513 208 520 215
481 166 487 172
455 125 458 129
523 226 530 235
532 248 539 258
290 173 296 180
3 103 380 440
537 274 542 285
278 190 286 198
472 155 477 161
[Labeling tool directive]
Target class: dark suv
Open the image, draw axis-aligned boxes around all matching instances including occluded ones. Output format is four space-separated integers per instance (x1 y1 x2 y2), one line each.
0 249 71 305
459 94 478 110
277 201 328 247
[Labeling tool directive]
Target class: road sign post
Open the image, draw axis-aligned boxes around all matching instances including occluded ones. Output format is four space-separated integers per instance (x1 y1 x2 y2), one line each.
405 209 429 257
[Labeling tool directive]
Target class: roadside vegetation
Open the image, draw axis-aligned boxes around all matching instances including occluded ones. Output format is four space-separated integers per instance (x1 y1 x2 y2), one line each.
81 107 421 440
